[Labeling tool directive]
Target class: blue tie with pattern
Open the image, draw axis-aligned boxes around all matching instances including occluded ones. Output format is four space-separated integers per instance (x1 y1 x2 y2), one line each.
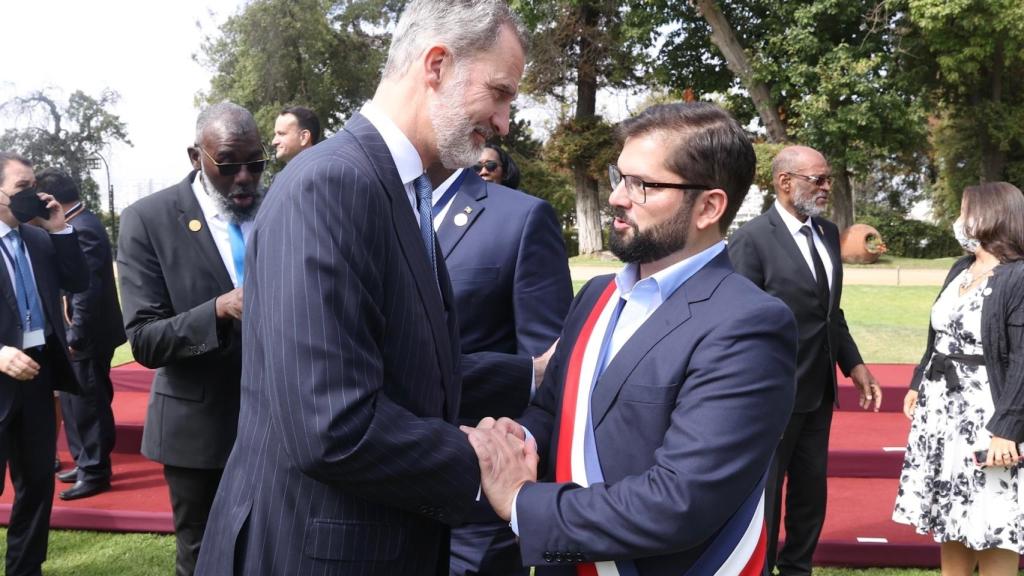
4 229 45 335
413 173 436 275
227 221 246 287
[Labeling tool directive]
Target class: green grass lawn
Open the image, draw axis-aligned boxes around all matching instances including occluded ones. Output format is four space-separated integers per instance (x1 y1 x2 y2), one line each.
842 285 936 364
0 529 174 575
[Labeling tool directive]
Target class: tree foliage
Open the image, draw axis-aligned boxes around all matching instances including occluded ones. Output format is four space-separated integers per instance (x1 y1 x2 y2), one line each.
198 0 400 147
656 0 927 230
0 89 131 212
896 0 1024 221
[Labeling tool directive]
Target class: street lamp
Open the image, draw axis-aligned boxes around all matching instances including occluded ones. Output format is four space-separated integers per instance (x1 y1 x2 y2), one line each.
87 151 117 256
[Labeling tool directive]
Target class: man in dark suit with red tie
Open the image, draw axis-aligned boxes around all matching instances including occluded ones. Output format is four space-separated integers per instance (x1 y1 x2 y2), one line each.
197 1 531 574
465 103 798 575
117 102 265 576
0 152 88 576
728 145 882 576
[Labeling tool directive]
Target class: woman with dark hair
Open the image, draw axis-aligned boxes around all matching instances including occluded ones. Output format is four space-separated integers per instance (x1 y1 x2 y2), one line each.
894 182 1024 576
474 143 521 189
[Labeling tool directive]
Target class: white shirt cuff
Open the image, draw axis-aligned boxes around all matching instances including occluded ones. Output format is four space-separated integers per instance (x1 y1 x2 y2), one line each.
510 485 523 535
52 225 73 235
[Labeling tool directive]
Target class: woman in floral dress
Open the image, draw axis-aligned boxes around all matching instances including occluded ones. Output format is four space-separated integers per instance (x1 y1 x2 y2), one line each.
894 182 1024 575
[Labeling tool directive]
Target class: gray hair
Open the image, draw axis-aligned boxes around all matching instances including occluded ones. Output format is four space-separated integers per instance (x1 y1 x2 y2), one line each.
195 102 259 144
0 151 32 187
382 0 528 79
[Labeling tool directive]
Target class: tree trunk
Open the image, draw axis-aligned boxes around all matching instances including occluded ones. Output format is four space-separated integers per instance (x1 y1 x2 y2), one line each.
573 3 604 255
693 0 788 143
979 38 1007 182
830 161 854 231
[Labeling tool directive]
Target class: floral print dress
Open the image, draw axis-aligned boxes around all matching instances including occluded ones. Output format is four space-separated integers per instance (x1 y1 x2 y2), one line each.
892 269 1024 552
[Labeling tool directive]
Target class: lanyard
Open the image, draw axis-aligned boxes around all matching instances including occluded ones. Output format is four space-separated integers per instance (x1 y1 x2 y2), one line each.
431 170 468 219
0 235 34 328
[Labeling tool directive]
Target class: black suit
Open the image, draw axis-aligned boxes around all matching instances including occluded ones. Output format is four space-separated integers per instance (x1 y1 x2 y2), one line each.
728 205 863 576
0 224 87 576
440 172 573 575
117 172 243 576
197 113 493 576
60 205 126 484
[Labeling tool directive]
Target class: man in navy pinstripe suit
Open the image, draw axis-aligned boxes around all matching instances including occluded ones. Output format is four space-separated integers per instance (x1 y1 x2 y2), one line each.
197 1 530 574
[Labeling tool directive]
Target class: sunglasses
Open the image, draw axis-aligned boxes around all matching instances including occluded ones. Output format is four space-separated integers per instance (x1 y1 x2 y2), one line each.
473 160 500 173
197 146 269 176
785 172 832 187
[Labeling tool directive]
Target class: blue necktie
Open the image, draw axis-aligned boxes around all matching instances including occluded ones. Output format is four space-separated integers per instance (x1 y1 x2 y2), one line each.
227 221 246 287
4 230 45 334
413 174 436 275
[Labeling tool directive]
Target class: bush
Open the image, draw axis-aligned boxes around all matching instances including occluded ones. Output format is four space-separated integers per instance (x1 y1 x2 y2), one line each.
858 212 961 259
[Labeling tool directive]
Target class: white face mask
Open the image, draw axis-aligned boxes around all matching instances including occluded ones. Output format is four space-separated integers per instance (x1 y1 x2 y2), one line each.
953 217 980 253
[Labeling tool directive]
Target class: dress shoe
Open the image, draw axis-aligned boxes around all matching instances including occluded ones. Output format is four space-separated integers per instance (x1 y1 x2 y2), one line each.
57 467 80 483
59 479 111 501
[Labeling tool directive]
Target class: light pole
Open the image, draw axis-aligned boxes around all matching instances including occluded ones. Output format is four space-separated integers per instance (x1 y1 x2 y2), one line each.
87 151 117 256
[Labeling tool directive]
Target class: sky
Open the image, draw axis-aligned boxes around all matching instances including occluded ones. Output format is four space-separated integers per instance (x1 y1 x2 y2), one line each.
1 0 644 212
2 0 245 209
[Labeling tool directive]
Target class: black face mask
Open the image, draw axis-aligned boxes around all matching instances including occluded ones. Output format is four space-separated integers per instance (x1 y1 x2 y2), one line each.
7 186 49 223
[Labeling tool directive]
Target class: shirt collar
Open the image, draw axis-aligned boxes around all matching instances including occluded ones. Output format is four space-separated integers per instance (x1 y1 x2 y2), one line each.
774 200 812 236
432 168 464 207
0 219 14 238
360 101 424 186
614 241 726 302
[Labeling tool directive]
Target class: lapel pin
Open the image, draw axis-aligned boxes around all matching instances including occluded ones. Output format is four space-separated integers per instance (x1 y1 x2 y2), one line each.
464 207 472 214
188 219 203 232
454 213 469 227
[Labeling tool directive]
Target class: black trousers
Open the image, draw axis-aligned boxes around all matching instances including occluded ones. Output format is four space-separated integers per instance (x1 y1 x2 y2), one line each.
764 398 834 576
163 464 224 576
450 521 529 576
0 361 56 576
60 347 116 482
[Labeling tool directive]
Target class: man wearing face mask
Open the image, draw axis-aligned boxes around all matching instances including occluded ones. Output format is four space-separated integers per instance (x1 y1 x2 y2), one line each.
117 102 265 576
0 151 88 576
729 145 882 576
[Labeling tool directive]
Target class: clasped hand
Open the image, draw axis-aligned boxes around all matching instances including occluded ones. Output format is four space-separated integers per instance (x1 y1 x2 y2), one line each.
460 417 538 522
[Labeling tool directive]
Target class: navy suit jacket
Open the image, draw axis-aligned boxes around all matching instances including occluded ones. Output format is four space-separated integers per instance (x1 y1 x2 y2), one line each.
197 113 483 576
118 173 243 469
515 251 797 574
0 225 87 396
63 207 126 357
728 208 862 413
439 171 572 423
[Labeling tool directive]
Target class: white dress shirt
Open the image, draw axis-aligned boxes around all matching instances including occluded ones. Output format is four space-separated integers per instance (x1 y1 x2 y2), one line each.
773 200 834 289
191 176 254 288
431 168 464 229
359 101 429 228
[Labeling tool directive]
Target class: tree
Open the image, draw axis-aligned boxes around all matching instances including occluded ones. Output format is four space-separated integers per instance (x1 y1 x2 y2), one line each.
514 0 660 254
0 89 131 212
896 0 1024 220
198 0 400 146
657 0 927 230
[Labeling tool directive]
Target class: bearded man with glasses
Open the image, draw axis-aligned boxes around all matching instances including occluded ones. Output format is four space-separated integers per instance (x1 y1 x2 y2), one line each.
117 102 267 576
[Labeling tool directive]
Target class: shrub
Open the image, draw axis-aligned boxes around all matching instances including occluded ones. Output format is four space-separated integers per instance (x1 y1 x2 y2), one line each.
858 212 961 259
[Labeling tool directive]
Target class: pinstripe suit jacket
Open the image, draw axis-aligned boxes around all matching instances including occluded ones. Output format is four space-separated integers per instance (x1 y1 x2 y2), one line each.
196 113 482 575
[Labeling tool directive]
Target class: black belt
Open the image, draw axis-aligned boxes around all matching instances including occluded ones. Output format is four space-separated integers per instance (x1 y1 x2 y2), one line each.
926 352 985 392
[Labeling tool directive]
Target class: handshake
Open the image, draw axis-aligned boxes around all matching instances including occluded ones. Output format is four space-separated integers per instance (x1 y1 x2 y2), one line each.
460 417 539 522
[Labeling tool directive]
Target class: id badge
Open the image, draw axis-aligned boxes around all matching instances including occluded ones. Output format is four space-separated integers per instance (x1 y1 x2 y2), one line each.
22 329 45 349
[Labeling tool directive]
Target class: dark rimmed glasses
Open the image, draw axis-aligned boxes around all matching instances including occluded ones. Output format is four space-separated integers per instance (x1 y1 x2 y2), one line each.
473 160 500 173
785 172 832 187
608 164 711 205
197 146 270 176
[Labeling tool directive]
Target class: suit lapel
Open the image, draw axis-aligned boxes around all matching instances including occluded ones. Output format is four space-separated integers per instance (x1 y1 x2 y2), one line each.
0 246 17 318
437 173 486 259
344 113 456 409
769 207 821 294
175 174 234 293
813 217 841 308
590 251 733 428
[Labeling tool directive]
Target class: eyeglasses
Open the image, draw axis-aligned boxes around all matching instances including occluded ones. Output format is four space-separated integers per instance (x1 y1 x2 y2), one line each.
785 172 832 187
197 146 269 176
608 164 710 205
473 160 500 173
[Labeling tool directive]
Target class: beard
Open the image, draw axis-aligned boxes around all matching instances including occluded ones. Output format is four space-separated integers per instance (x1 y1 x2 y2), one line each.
792 187 827 218
200 165 262 222
609 196 695 264
430 69 493 170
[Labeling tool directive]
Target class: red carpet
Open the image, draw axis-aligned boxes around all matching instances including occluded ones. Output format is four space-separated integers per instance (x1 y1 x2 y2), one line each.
0 362 963 568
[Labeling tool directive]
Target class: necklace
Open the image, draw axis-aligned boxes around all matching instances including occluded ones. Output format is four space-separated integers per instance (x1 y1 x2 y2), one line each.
960 262 999 292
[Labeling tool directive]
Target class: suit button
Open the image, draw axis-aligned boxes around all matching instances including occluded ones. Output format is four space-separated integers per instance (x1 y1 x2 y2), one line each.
543 552 553 563
555 552 564 562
